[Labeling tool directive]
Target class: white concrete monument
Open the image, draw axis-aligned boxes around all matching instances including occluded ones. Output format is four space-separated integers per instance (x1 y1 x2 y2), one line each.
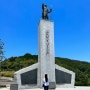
38 19 56 88
11 3 75 90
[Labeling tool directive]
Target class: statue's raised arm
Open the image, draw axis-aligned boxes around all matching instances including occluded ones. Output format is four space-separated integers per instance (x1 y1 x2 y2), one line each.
42 3 52 20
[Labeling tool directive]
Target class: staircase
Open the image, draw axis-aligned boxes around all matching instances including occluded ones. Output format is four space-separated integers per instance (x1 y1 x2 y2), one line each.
0 77 14 86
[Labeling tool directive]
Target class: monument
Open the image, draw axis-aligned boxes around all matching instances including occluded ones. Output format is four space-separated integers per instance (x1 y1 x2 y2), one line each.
11 3 75 90
38 4 56 87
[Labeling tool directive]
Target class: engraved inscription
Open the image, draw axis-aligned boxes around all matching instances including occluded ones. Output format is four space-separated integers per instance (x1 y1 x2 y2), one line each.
46 31 49 54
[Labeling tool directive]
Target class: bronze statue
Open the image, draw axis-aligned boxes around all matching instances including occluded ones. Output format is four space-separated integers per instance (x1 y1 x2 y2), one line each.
42 3 52 20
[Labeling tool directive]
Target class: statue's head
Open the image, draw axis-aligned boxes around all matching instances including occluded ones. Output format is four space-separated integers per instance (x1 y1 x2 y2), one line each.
45 4 47 7
42 3 47 8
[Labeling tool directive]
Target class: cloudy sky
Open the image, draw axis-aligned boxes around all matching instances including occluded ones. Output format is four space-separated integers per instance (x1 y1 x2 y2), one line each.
0 0 90 62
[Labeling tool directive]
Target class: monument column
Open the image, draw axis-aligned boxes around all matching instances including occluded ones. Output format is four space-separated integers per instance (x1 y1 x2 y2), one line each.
38 19 56 88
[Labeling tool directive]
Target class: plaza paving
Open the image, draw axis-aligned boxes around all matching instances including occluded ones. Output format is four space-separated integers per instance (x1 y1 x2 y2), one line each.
0 86 90 90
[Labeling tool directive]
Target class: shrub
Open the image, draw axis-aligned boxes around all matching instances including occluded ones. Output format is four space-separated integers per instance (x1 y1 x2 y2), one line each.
1 71 14 78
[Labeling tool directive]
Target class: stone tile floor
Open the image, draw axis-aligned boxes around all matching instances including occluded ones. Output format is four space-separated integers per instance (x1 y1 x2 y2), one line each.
0 87 90 90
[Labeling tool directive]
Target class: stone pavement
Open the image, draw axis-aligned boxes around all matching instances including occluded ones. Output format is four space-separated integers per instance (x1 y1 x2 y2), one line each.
0 86 90 90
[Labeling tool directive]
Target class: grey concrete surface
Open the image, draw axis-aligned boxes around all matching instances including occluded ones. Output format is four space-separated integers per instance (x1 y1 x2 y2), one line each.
38 19 56 87
1 86 90 90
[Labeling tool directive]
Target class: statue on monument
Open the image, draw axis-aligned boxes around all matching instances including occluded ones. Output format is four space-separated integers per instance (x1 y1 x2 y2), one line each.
42 3 52 20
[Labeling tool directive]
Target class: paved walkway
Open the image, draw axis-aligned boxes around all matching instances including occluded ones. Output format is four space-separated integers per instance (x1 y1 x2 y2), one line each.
0 87 90 90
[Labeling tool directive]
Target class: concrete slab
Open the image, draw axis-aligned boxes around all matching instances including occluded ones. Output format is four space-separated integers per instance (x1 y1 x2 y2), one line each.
0 86 90 90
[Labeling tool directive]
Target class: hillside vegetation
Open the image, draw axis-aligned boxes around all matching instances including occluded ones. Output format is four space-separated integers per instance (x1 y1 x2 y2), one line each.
1 53 90 86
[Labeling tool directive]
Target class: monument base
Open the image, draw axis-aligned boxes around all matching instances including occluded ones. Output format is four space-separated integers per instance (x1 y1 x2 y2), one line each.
55 64 75 87
14 63 38 89
13 63 75 89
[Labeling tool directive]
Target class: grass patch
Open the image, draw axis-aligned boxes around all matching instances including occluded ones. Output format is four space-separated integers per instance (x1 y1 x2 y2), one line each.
0 71 14 78
88 78 90 86
0 85 6 88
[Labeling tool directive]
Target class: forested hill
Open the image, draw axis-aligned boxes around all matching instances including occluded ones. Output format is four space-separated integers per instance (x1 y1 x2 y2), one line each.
1 53 90 86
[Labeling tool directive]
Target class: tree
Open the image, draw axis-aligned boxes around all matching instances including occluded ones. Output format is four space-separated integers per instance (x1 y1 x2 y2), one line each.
0 39 5 78
0 39 4 59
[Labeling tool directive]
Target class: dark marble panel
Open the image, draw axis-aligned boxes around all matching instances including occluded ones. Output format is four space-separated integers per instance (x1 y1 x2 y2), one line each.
55 69 71 84
21 69 37 85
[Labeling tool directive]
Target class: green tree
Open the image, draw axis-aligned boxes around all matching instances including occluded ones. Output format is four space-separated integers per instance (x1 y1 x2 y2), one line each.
75 70 88 86
0 39 4 60
0 39 5 78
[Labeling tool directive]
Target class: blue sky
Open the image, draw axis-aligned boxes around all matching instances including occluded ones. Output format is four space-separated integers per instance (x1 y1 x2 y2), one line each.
0 0 90 62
